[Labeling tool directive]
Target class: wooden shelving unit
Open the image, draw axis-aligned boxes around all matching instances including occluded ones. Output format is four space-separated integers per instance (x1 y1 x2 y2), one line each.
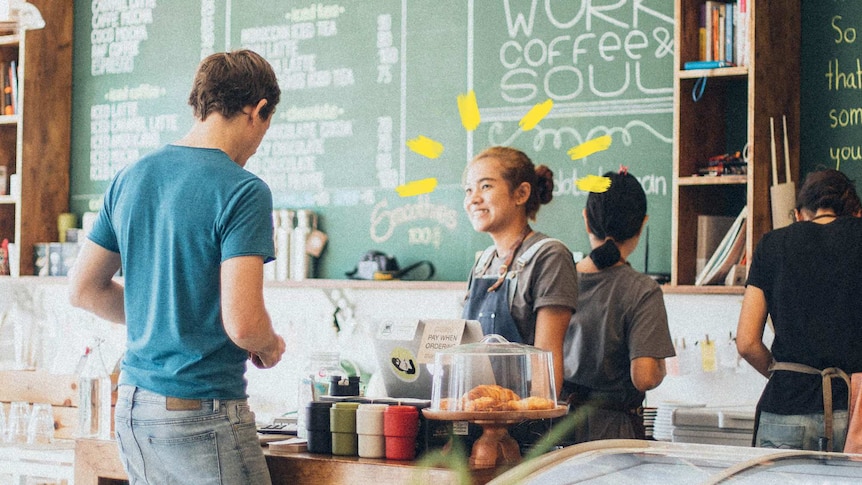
671 0 801 288
0 1 72 276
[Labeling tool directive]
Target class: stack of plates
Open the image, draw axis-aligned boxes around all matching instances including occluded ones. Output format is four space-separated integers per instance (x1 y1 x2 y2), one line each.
643 407 657 439
652 401 705 441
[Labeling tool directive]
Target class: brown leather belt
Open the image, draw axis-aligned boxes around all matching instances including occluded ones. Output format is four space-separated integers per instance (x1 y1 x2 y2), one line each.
166 396 203 411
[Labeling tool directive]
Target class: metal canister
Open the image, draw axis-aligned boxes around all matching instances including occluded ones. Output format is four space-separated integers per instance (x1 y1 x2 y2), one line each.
290 209 315 280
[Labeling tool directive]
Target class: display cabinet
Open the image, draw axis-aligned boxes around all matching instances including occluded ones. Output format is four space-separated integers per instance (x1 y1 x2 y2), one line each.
671 0 800 289
0 0 72 277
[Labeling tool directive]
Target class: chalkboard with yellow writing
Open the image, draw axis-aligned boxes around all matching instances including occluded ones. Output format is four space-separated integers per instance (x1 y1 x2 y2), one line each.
801 2 862 179
71 1 675 281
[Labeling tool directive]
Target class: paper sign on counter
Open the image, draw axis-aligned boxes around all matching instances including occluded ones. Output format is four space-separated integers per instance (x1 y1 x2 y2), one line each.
417 320 467 364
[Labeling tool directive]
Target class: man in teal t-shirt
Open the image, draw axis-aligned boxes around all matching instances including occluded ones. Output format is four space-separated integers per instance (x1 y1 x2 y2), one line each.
69 50 286 485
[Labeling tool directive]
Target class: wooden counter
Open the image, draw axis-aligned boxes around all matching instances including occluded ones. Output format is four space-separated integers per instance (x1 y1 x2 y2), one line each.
75 438 503 485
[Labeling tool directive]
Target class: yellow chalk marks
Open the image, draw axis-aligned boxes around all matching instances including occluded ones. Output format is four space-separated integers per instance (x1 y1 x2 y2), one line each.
519 99 553 131
406 135 444 159
457 90 481 131
396 178 438 197
576 175 612 193
568 135 612 160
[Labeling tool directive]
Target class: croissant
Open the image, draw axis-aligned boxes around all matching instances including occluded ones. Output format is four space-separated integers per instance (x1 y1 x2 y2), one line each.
516 396 555 410
464 396 498 412
466 384 520 403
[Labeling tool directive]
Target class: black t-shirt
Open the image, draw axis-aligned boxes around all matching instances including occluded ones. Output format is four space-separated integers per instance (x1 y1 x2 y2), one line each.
747 217 862 414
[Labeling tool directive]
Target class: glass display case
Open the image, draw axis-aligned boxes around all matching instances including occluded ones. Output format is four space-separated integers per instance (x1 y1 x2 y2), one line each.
488 439 862 484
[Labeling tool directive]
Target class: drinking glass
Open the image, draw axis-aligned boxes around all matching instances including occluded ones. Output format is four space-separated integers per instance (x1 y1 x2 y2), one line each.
27 402 55 445
7 401 30 444
0 402 6 442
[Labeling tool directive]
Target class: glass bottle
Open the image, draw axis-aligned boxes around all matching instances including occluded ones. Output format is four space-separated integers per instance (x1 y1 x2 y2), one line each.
290 210 314 280
78 337 112 439
297 351 342 439
275 209 293 281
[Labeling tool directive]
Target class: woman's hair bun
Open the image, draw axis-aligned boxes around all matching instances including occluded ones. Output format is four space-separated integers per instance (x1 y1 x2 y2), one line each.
534 164 554 205
590 239 621 269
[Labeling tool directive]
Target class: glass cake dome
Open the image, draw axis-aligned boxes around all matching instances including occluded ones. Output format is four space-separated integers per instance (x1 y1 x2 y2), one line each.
429 334 558 413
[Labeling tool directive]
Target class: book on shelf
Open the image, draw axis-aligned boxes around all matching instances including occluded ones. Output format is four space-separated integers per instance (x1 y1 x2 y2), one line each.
7 60 16 115
717 2 725 63
695 206 747 286
735 0 749 67
725 1 733 65
696 215 736 276
684 60 734 70
724 249 747 286
698 1 747 67
0 60 16 116
704 1 717 61
698 4 707 61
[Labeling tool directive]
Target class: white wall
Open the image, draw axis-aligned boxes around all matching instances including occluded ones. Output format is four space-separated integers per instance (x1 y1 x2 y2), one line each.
0 279 768 422
650 293 769 408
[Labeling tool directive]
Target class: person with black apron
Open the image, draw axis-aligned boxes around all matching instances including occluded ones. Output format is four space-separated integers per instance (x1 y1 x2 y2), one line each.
737 168 862 452
461 146 578 397
561 169 675 445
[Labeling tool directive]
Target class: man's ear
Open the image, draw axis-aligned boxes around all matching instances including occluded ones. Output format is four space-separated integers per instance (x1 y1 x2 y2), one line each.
251 99 268 121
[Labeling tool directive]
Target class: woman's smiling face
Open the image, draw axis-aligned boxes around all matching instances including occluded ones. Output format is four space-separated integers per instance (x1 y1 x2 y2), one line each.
463 156 524 235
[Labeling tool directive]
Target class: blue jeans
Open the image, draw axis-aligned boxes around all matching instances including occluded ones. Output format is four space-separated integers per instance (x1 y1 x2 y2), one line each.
114 385 272 485
756 410 849 451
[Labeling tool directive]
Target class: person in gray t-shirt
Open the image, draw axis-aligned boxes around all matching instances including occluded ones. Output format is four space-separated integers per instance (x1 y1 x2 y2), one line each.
562 169 675 445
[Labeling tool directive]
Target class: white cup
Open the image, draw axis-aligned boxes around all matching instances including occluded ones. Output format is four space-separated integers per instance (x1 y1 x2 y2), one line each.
0 402 6 440
8 173 19 198
27 402 54 445
6 401 30 443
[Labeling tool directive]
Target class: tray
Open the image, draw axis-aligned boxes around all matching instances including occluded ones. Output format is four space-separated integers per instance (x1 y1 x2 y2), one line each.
422 405 568 423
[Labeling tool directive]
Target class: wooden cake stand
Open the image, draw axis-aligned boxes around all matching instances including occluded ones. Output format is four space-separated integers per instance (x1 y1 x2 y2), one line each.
423 405 568 469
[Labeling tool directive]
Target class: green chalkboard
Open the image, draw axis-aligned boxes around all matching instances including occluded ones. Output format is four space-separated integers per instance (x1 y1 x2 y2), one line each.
70 1 675 281
801 2 862 180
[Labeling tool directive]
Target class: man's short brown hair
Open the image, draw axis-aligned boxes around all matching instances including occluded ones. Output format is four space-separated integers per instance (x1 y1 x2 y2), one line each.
188 49 281 121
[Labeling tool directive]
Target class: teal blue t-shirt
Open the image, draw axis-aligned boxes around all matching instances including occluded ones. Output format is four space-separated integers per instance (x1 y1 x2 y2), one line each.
89 145 275 399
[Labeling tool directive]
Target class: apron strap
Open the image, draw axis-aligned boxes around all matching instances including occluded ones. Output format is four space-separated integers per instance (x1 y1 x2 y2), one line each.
768 361 851 452
474 245 497 277
474 237 564 305
505 237 562 307
513 237 561 270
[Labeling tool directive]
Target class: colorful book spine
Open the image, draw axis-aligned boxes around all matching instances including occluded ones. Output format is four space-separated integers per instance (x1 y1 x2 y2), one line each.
717 3 726 63
7 60 16 115
725 2 734 64
736 0 749 66
684 60 734 70
699 4 707 61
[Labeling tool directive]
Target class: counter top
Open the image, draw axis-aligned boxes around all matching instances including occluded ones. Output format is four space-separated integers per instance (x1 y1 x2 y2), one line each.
5 275 741 294
75 438 504 485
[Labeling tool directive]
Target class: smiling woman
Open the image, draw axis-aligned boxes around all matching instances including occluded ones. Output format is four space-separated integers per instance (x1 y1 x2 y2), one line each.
460 146 578 404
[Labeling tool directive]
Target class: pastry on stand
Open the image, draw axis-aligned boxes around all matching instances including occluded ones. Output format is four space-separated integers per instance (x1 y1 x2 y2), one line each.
423 336 567 469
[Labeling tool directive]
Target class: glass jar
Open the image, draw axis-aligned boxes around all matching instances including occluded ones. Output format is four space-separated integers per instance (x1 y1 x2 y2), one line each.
78 338 112 439
297 351 343 439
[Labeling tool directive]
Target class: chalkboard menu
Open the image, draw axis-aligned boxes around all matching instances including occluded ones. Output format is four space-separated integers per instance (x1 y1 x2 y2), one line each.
800 2 862 181
70 1 675 281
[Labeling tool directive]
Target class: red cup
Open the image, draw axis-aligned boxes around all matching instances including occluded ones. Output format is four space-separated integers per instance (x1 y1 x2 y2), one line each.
383 405 419 460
